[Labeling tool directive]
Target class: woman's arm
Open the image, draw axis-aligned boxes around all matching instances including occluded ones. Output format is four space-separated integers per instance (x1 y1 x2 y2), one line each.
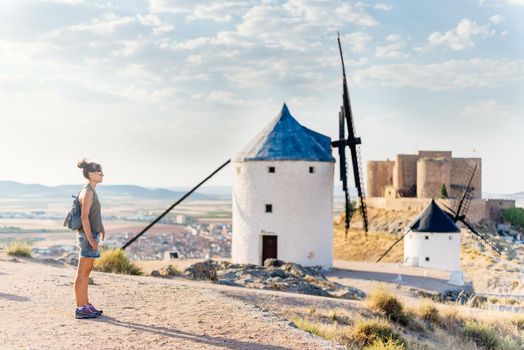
80 188 98 249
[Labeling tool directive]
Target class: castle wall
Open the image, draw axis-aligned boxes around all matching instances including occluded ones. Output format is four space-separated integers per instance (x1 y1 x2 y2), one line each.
417 157 451 199
393 154 418 196
486 199 515 223
366 161 394 197
418 151 452 158
366 197 487 224
450 158 482 199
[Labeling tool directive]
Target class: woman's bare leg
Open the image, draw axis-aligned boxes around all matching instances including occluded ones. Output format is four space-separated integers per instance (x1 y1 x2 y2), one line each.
74 257 95 307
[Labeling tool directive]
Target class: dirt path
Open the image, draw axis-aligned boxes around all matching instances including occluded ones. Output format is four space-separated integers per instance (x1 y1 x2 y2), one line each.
0 254 342 350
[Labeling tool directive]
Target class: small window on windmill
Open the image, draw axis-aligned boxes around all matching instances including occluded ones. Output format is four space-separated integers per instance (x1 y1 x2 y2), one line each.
309 166 315 174
425 235 429 240
236 167 241 174
425 257 430 262
268 166 275 173
449 235 453 240
265 204 273 213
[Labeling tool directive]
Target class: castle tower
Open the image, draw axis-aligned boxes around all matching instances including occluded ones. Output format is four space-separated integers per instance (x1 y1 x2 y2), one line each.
232 104 335 269
404 199 464 285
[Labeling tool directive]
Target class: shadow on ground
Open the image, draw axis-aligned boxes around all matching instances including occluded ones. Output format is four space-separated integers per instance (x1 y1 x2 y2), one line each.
92 315 296 350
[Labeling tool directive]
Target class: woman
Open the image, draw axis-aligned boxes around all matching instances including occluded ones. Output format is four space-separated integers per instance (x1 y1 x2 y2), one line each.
74 159 106 319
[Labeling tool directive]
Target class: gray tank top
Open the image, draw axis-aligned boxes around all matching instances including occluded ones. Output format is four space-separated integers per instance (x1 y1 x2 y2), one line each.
78 184 103 234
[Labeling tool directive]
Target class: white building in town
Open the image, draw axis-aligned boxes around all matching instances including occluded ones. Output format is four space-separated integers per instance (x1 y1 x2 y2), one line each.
404 199 464 286
232 104 335 269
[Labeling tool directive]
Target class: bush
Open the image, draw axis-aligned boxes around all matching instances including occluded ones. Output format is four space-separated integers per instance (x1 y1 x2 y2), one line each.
290 316 354 345
463 321 502 350
364 337 407 350
3 240 31 257
512 317 524 330
437 308 465 331
416 302 440 324
366 287 408 325
95 249 142 275
352 319 406 347
502 207 524 231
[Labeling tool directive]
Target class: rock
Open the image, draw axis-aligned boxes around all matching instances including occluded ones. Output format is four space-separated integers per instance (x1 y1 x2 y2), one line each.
184 260 217 281
160 265 179 277
150 270 161 277
88 277 95 285
61 252 79 266
466 294 488 308
263 258 284 268
269 269 288 278
217 279 238 286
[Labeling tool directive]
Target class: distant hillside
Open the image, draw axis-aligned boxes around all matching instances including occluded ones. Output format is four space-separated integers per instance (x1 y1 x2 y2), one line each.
0 181 220 201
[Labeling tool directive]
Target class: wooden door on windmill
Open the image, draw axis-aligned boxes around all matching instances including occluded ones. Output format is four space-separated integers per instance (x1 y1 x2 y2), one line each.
262 235 277 265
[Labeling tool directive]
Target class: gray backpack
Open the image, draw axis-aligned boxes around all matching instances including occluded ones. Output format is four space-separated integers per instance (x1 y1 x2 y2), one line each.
63 189 84 230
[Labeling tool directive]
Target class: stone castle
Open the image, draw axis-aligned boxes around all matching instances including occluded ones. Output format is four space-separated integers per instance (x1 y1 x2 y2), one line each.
366 151 514 223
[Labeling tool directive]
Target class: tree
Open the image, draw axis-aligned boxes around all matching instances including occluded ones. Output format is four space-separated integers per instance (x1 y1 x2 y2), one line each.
440 184 448 199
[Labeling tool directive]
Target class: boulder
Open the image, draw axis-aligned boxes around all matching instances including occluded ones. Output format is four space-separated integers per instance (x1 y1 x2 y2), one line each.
150 270 161 277
184 260 217 281
160 265 179 277
263 258 284 268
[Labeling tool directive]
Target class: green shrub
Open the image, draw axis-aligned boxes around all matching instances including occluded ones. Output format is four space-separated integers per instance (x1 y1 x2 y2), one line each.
440 184 448 199
463 321 502 350
364 337 407 350
352 319 406 347
366 288 408 325
502 207 524 231
3 240 31 257
95 249 142 275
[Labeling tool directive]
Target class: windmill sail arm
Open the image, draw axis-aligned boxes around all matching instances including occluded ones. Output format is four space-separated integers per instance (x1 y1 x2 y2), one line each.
376 229 411 263
460 218 501 255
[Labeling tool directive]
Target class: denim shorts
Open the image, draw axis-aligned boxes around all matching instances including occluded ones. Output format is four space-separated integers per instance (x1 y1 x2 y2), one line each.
77 232 100 258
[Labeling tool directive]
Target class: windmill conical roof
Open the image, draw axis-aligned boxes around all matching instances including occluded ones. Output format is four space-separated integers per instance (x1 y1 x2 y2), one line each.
408 199 461 233
235 104 335 162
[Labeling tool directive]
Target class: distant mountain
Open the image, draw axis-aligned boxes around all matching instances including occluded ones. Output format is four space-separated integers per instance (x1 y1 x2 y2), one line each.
0 181 218 200
483 192 524 200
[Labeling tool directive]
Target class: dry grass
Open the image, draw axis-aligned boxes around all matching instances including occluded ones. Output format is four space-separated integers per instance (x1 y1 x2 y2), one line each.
363 337 407 350
95 249 142 275
289 316 356 347
352 319 406 347
413 301 440 324
463 320 508 350
3 240 31 257
366 287 409 325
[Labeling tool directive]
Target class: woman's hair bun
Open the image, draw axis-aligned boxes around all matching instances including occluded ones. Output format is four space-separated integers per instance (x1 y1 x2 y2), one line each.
77 159 88 169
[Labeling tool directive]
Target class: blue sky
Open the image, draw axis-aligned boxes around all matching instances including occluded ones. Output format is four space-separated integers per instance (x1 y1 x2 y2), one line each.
0 0 522 193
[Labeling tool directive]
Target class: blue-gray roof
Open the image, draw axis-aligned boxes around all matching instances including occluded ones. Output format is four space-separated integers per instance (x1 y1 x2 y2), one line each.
409 199 461 233
236 104 335 162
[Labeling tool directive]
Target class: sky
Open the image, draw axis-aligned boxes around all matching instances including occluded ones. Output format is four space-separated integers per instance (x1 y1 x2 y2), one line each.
0 0 522 193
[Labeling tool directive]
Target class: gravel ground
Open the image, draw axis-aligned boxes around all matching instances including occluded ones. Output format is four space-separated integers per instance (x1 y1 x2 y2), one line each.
0 254 342 350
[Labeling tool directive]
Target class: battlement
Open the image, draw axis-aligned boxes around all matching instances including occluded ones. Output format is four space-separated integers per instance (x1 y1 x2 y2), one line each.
367 150 481 200
366 151 514 223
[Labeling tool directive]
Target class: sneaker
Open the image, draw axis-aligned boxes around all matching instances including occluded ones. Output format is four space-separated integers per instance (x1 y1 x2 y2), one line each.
75 306 99 319
87 303 103 315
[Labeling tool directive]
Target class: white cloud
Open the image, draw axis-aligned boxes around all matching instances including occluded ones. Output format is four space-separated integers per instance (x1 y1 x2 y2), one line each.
386 34 401 42
69 12 135 34
188 2 249 22
376 34 408 58
489 14 503 24
460 99 519 123
498 0 524 5
374 3 393 11
341 32 372 53
376 41 409 58
353 59 524 90
208 90 246 107
428 19 493 50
